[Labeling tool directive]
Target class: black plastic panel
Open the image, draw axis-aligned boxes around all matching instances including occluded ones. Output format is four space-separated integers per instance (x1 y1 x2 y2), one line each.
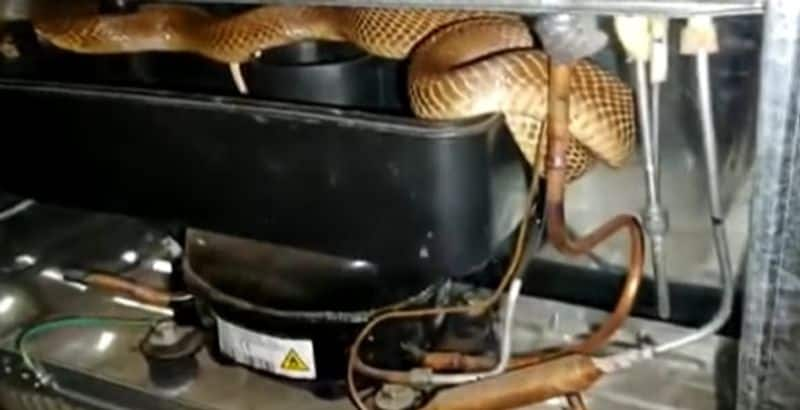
0 80 528 289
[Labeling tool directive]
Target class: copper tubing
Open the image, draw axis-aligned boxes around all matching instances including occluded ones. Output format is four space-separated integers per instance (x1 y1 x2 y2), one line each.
420 349 559 373
540 62 645 355
419 62 646 375
83 274 173 307
347 172 541 410
421 352 497 372
418 354 602 410
347 61 643 409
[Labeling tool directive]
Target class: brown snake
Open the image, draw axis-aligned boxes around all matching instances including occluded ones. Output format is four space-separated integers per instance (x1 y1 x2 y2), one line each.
33 5 636 180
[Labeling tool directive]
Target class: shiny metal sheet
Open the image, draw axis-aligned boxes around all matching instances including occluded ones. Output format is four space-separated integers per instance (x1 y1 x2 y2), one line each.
0 266 730 410
736 0 800 408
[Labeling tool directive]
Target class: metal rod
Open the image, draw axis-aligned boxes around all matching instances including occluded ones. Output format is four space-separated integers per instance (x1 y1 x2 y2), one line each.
651 83 661 171
696 53 724 218
636 59 671 319
595 47 736 371
654 223 732 353
653 49 734 354
161 0 764 18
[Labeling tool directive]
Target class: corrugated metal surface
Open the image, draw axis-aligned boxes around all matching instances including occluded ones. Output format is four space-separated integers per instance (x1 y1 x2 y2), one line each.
737 0 800 409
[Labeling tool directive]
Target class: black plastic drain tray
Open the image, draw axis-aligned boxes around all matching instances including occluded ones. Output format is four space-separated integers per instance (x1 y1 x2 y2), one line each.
0 80 528 298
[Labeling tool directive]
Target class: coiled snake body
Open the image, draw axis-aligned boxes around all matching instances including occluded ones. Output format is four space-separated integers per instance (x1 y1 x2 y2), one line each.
34 5 636 180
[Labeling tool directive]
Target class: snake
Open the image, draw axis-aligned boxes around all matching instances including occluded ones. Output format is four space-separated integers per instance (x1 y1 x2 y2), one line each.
32 4 636 180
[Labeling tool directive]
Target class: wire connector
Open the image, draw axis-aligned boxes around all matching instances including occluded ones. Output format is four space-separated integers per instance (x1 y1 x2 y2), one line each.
650 18 670 84
613 16 652 62
680 16 719 55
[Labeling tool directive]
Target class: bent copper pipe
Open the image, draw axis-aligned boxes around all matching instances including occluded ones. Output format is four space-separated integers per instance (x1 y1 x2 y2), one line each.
419 354 601 410
349 61 642 410
420 62 646 374
415 62 644 378
541 62 645 355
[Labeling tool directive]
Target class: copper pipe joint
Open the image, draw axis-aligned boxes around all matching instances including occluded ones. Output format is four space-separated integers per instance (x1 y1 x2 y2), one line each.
421 352 498 372
419 354 601 410
84 274 173 306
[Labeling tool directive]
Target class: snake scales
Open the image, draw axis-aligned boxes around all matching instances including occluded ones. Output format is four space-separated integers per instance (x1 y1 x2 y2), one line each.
33 5 636 180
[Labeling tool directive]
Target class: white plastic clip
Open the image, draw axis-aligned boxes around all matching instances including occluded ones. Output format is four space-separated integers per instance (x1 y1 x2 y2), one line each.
680 16 719 55
650 18 670 84
613 15 652 62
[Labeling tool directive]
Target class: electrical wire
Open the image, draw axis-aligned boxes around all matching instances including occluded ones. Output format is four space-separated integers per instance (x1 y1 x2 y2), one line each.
653 49 734 354
16 316 160 384
347 62 645 410
346 145 543 409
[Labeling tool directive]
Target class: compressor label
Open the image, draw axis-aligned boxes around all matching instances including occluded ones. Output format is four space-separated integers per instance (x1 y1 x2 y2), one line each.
217 317 317 379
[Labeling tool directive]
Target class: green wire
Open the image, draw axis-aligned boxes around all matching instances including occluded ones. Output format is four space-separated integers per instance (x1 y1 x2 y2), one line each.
16 316 158 382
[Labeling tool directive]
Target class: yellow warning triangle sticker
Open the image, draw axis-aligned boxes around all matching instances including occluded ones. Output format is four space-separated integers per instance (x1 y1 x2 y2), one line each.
280 348 310 372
